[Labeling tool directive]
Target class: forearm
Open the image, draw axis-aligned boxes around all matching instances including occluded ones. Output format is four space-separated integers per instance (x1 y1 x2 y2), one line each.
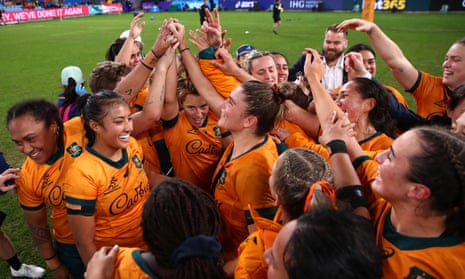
68 215 97 266
132 67 167 135
115 51 158 103
307 73 344 129
24 209 59 267
115 39 136 66
181 48 224 115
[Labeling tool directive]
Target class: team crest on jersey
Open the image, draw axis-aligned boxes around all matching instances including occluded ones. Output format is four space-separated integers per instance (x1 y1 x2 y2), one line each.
104 177 121 195
404 266 435 279
213 126 221 138
132 155 142 168
66 142 83 158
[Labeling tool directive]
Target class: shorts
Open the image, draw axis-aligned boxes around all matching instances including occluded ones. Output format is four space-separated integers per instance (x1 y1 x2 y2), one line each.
55 241 86 279
273 16 281 23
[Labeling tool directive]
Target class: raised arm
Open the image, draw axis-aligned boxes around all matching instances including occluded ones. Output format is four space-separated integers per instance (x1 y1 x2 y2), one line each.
171 22 226 116
304 48 343 127
115 12 145 66
337 18 418 90
161 42 180 121
131 42 178 136
115 19 178 103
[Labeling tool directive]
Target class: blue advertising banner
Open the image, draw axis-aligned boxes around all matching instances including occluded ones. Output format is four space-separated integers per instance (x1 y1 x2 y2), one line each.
221 0 343 10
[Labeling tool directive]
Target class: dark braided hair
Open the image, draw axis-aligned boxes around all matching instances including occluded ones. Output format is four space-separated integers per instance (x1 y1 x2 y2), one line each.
142 178 226 279
408 126 465 237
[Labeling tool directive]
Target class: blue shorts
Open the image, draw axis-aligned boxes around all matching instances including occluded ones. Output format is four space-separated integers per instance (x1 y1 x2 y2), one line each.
55 241 85 279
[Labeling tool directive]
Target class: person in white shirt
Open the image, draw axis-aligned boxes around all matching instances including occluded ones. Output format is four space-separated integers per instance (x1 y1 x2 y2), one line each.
288 23 348 89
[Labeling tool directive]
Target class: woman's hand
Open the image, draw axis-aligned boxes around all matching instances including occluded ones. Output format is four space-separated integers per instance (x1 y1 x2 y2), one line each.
0 168 20 193
85 245 119 279
319 111 355 146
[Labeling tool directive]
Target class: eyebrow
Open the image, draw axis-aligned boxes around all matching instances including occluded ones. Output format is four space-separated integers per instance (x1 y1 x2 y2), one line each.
229 96 236 105
389 146 396 158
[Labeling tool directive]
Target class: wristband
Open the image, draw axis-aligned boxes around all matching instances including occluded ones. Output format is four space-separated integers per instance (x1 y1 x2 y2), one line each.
45 253 57 261
179 47 190 53
336 185 368 209
151 49 161 59
140 61 153 71
326 139 347 156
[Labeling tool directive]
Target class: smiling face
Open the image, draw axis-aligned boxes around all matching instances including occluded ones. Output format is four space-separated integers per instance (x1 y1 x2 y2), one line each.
359 49 377 76
273 54 289 84
182 94 209 128
249 55 278 86
372 130 420 201
335 80 373 123
8 114 58 165
323 30 348 63
442 42 465 90
128 44 143 69
91 102 133 157
218 86 249 132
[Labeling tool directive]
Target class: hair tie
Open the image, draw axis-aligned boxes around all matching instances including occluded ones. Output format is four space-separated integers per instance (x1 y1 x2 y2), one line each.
272 84 285 104
171 235 221 266
303 180 337 212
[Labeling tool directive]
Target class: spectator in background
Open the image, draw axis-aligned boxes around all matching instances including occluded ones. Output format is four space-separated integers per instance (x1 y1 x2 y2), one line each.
199 0 209 25
0 152 46 279
288 23 348 88
0 8 5 26
209 0 216 10
57 65 88 122
235 44 256 68
272 0 282 35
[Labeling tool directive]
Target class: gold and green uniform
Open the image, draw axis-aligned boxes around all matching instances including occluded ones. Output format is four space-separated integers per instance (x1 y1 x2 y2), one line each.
212 135 278 261
64 137 149 249
163 112 225 192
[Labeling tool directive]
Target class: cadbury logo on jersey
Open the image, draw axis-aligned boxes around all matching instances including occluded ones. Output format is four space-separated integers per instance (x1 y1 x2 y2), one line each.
186 139 222 156
47 184 65 207
109 182 149 215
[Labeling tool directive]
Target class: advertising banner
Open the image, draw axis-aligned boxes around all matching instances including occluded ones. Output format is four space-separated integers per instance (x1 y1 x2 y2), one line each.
1 4 122 23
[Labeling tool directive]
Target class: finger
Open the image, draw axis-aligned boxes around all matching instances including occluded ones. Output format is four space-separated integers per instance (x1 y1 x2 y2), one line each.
2 168 20 175
108 244 119 257
328 110 337 124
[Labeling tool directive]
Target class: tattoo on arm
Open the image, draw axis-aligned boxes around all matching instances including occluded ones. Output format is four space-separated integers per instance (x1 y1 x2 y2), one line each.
28 223 52 246
125 89 133 96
